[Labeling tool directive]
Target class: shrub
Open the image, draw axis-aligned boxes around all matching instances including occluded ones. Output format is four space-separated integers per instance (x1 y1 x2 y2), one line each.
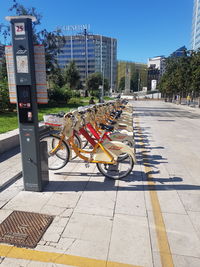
48 85 72 106
0 80 15 111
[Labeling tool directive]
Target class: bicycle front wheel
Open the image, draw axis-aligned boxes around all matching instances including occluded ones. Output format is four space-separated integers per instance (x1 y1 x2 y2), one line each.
96 154 134 180
40 135 70 170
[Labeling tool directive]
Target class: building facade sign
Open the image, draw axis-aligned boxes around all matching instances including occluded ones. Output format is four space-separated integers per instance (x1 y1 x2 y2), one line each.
56 24 90 32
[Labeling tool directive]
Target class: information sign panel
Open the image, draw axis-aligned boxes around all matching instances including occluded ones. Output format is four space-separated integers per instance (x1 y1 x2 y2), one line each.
5 45 48 104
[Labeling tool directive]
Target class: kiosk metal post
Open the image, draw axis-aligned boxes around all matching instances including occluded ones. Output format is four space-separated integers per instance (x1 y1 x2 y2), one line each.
6 15 47 191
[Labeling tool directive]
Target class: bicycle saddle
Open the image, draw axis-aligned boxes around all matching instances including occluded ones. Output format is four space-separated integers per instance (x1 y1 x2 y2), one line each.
99 123 114 131
107 119 117 125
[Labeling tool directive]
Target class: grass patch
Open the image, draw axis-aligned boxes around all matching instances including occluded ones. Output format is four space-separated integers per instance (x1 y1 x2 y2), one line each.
0 100 89 134
0 96 114 134
0 111 18 134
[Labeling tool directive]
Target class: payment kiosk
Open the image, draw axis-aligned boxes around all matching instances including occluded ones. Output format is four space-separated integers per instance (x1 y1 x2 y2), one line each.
6 16 49 191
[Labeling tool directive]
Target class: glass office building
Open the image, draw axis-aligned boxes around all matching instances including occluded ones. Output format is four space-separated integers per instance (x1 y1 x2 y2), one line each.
57 33 117 91
191 0 200 50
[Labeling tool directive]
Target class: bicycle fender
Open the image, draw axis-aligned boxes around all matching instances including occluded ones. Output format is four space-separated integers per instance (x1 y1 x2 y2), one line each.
118 129 134 137
109 132 135 147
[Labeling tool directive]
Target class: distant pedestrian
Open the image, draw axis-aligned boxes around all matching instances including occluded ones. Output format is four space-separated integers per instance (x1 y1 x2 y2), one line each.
187 95 191 105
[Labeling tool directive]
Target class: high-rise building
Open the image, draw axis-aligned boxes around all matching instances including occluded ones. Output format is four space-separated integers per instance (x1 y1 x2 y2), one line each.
57 32 117 91
147 56 165 90
191 0 200 50
170 46 187 57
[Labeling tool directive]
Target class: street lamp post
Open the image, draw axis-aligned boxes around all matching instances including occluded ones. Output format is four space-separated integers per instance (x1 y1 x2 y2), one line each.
84 28 88 81
99 67 104 103
138 72 140 92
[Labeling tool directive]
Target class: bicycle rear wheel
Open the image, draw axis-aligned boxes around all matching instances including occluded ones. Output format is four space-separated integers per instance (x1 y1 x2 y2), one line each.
96 154 134 179
40 135 70 170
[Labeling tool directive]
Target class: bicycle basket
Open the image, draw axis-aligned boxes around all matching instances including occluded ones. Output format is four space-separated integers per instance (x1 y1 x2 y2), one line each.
43 114 64 128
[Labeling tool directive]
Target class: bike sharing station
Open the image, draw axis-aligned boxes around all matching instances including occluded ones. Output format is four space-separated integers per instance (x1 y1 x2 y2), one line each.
5 15 49 192
5 16 136 187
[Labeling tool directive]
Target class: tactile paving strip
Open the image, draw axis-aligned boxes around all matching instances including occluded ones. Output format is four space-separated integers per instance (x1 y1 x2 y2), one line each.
0 210 54 248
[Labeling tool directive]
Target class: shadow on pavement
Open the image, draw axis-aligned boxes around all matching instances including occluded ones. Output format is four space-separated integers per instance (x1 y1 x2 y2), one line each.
135 106 200 119
0 146 20 163
44 170 200 192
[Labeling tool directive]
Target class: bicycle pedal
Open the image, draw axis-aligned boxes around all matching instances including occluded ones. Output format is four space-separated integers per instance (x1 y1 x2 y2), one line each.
85 163 90 168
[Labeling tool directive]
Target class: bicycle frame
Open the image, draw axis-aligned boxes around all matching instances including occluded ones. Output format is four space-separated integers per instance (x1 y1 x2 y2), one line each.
67 127 116 164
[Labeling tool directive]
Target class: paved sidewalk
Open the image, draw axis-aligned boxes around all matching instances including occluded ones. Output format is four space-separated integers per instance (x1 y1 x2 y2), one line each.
0 101 200 266
0 158 149 267
0 146 22 191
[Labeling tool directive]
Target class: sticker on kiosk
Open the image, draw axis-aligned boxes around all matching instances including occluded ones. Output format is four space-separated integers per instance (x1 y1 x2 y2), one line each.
15 23 25 35
16 56 28 73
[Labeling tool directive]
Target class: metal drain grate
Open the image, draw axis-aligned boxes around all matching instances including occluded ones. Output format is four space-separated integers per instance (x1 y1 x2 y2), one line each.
0 210 54 248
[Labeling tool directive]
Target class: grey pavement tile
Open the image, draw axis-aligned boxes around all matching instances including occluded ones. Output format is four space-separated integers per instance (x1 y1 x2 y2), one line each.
67 239 108 261
173 254 200 267
49 179 89 193
147 211 161 254
0 257 30 266
34 244 66 254
108 213 153 267
41 216 70 243
27 260 71 267
42 225 64 243
52 237 75 251
39 205 68 216
59 208 73 218
0 180 23 202
74 182 117 217
187 211 200 239
152 252 162 267
152 190 186 214
3 191 53 212
0 210 13 223
115 189 147 217
0 202 6 209
44 192 80 209
178 192 200 212
52 216 70 228
163 213 200 258
62 212 112 243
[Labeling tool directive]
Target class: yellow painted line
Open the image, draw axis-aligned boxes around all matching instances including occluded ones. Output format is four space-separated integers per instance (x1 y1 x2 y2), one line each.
136 119 174 267
0 244 142 267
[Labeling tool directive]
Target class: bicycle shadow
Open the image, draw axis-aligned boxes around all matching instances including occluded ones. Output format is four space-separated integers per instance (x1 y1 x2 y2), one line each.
44 170 200 192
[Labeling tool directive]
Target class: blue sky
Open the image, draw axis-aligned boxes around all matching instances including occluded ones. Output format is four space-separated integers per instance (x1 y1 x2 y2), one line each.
0 0 193 63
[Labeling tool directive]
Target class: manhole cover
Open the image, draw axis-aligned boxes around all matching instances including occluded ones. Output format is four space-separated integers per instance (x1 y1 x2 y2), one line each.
0 210 54 248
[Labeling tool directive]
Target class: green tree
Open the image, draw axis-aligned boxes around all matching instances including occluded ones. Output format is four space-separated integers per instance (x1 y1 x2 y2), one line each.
190 50 200 98
130 72 139 92
48 64 65 88
63 61 81 90
0 0 67 109
1 0 65 78
86 72 102 96
158 50 191 101
103 78 109 93
0 57 14 111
